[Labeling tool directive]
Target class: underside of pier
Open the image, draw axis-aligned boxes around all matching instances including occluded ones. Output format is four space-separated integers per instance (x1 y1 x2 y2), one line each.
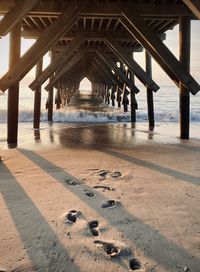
0 0 199 144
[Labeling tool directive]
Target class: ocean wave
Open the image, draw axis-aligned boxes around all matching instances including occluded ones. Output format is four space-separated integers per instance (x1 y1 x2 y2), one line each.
0 109 200 123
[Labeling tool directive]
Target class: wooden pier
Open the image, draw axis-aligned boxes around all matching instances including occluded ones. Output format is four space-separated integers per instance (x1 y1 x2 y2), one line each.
0 0 199 144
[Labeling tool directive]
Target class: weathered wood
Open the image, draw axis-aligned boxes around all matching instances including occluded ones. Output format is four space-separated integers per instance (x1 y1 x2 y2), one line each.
0 0 40 36
179 17 191 139
119 4 200 94
22 29 166 44
0 2 193 18
145 51 155 128
0 1 84 92
105 34 159 92
129 70 136 123
7 23 21 145
97 51 140 94
45 50 88 91
183 0 200 19
33 58 43 129
29 33 85 90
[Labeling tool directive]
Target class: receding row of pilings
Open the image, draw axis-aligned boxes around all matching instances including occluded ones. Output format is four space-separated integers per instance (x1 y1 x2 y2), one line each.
92 51 154 127
4 17 192 146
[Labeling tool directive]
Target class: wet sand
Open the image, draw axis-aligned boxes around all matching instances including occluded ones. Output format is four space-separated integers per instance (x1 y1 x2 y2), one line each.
0 122 200 272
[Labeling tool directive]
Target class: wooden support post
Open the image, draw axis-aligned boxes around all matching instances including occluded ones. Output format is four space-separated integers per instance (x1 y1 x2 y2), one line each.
116 85 122 108
179 17 191 139
7 22 21 145
47 79 54 122
145 51 155 128
111 87 115 106
129 71 136 123
33 58 43 129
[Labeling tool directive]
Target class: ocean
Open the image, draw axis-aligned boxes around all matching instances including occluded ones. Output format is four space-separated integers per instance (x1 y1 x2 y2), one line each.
0 85 200 123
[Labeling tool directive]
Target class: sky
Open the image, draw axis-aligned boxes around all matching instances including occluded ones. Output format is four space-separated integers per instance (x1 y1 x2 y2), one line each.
0 20 199 91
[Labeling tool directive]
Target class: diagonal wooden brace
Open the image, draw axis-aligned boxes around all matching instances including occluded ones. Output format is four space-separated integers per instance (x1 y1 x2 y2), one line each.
104 33 159 92
29 33 85 90
0 1 85 92
45 49 88 92
97 51 140 94
118 4 200 94
183 0 200 19
0 0 40 36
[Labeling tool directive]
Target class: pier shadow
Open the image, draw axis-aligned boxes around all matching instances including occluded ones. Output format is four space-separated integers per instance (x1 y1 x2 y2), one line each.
0 162 81 272
19 149 200 271
98 148 200 186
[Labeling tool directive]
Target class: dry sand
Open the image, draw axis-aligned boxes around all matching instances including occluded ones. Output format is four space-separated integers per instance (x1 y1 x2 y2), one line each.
0 122 200 272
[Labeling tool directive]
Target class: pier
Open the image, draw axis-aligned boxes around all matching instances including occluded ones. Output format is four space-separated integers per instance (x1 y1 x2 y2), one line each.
0 0 199 144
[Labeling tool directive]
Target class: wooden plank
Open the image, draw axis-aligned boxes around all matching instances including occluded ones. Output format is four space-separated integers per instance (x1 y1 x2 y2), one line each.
0 0 40 36
45 50 88 91
21 29 166 42
29 33 85 90
179 17 191 139
183 0 200 19
118 4 200 94
0 2 193 18
7 23 21 145
105 33 159 92
0 1 85 92
97 51 140 94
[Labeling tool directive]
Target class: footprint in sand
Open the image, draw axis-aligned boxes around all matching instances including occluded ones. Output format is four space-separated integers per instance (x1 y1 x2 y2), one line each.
111 171 122 178
93 185 112 192
94 240 121 257
65 178 81 186
101 199 117 209
66 210 81 223
97 170 110 180
129 257 142 271
84 190 95 198
88 220 100 236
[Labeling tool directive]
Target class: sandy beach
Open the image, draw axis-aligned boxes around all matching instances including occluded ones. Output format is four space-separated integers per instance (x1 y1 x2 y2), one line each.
0 122 200 272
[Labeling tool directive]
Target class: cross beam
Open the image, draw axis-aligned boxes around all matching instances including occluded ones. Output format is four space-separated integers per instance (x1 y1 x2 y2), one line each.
118 4 200 94
0 0 40 36
45 50 88 91
105 33 159 92
97 51 140 94
183 0 200 19
29 33 85 90
0 1 85 92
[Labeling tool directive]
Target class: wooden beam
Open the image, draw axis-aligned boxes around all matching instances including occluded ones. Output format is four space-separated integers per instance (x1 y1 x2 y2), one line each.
45 50 88 91
0 1 85 92
0 2 193 18
21 29 166 42
104 33 159 92
183 0 200 19
179 17 191 139
7 22 21 145
97 51 140 94
33 58 43 129
29 33 85 90
118 4 200 95
0 0 40 36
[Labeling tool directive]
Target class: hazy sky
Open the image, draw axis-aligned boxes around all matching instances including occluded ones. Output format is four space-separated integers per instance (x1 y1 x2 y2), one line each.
0 20 199 91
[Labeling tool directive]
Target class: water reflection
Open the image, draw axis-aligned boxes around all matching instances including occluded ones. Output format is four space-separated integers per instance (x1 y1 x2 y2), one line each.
34 129 41 142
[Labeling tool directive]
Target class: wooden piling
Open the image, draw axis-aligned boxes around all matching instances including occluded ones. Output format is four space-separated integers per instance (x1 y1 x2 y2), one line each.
145 51 155 128
7 22 21 145
179 17 190 139
33 58 43 129
130 71 136 122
